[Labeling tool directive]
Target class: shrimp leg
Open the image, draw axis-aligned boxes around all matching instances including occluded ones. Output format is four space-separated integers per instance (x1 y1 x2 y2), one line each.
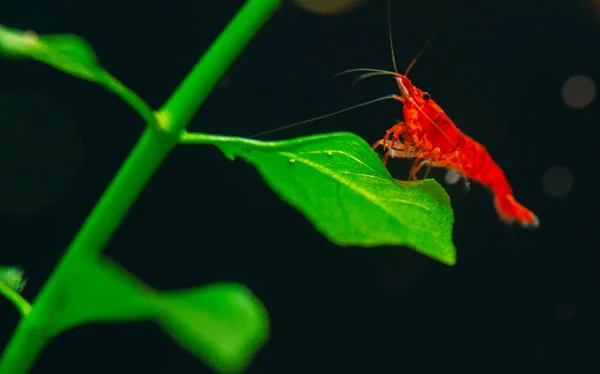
383 148 410 164
408 158 424 180
372 121 406 154
423 164 433 179
408 147 442 181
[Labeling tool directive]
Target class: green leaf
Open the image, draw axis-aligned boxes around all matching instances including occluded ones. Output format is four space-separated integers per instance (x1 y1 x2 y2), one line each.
0 25 156 125
158 284 270 374
33 34 101 81
0 266 27 293
181 131 456 265
48 259 158 332
0 26 100 81
43 259 268 373
0 266 31 315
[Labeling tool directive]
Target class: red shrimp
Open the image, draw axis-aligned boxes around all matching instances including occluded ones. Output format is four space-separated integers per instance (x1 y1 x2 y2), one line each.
371 74 539 228
252 2 538 228
352 2 539 228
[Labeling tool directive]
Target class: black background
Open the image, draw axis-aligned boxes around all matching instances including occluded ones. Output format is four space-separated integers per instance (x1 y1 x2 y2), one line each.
1 0 598 372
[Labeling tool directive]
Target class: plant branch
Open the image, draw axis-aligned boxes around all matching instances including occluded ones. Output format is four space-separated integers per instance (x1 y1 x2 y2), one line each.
158 0 282 134
0 0 282 372
179 130 352 149
0 281 31 316
101 72 157 127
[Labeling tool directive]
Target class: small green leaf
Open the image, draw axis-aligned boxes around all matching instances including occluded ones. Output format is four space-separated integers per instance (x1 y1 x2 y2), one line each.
158 284 269 373
182 131 456 265
38 34 99 66
49 259 158 333
0 26 100 81
0 266 27 293
43 258 268 373
0 25 156 125
34 34 100 81
0 266 31 315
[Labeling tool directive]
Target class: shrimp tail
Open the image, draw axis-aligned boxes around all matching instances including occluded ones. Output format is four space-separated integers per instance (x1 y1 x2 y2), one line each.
455 136 539 228
493 194 539 228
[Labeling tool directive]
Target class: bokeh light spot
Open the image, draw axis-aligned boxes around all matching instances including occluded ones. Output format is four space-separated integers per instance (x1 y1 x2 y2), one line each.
0 91 83 216
445 170 460 185
541 166 573 198
561 75 595 109
292 0 367 14
555 301 576 322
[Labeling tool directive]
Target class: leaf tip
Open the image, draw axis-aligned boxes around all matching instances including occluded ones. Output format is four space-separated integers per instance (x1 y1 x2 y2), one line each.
221 147 237 161
442 252 457 266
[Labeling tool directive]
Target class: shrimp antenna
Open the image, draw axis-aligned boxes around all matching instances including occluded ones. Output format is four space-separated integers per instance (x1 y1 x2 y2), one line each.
333 68 398 85
332 0 400 84
248 94 397 139
334 3 436 82
333 68 397 79
387 0 399 74
404 32 437 76
331 0 403 85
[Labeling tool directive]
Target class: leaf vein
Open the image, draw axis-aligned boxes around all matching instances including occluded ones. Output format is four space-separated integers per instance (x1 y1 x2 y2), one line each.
279 151 432 222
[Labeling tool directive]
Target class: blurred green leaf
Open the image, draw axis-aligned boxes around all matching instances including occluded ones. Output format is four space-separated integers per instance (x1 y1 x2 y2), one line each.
49 259 157 332
0 26 99 81
0 266 31 315
158 284 270 373
33 34 100 81
0 25 155 124
45 259 268 373
182 131 456 265
0 266 26 293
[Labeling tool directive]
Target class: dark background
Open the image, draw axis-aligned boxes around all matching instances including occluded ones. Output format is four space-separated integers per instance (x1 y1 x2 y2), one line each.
0 0 598 372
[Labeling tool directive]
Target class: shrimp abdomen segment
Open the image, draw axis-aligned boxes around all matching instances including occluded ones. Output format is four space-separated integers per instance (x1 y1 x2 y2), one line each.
454 136 538 228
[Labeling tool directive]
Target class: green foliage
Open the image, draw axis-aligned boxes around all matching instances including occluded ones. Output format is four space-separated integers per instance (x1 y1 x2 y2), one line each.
0 0 456 372
158 283 269 373
0 267 26 293
182 132 456 265
0 0 281 371
47 259 268 374
0 27 99 80
0 25 156 124
0 267 31 316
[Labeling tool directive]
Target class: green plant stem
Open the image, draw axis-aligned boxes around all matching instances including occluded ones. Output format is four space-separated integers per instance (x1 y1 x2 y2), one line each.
102 72 157 127
158 0 282 134
180 131 277 146
0 126 177 374
0 1 282 372
0 282 31 316
179 130 341 148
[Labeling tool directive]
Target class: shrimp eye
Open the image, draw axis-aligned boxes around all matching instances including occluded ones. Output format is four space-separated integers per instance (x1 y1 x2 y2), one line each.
422 92 431 101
